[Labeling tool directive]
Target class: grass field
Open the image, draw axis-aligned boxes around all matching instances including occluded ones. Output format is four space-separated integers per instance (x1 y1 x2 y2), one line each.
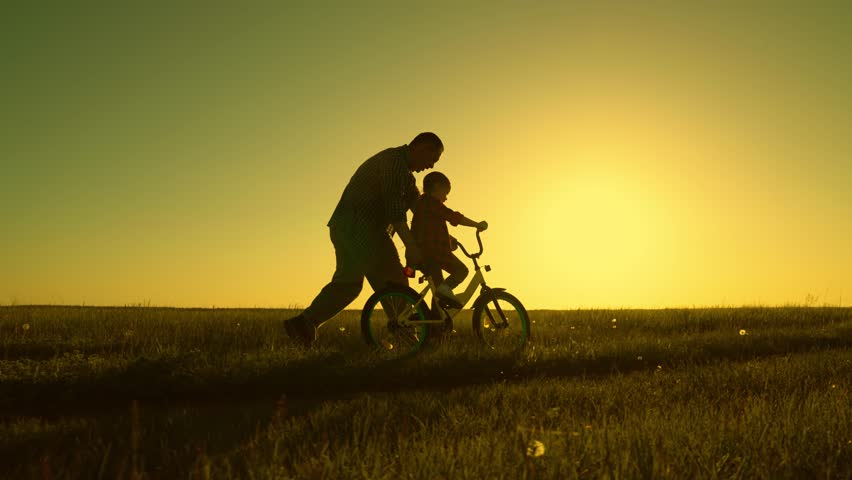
1 305 850 479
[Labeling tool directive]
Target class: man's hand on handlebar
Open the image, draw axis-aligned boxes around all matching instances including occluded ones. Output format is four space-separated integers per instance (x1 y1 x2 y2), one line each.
476 221 488 232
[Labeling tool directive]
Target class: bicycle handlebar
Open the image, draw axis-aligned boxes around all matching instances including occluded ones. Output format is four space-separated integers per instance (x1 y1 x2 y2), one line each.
455 229 484 260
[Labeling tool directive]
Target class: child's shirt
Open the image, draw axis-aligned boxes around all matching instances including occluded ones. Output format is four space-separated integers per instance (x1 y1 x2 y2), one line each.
411 194 465 260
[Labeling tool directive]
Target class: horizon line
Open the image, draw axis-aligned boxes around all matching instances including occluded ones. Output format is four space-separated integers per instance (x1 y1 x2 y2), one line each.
1 303 846 311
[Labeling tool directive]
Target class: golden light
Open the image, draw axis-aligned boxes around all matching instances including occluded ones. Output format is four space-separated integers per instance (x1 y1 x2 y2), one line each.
524 166 664 281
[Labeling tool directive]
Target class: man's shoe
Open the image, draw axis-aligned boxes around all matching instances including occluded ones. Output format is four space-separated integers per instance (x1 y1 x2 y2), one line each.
284 314 316 348
435 283 464 309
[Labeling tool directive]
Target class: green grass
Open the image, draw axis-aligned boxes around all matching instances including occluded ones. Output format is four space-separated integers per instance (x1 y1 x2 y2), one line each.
1 306 850 479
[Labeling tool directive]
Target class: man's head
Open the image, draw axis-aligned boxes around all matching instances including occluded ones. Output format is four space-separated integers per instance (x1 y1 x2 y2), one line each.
408 132 443 173
423 171 451 203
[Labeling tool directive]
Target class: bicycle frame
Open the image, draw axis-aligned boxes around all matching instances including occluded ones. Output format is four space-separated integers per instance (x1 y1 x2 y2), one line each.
397 230 493 327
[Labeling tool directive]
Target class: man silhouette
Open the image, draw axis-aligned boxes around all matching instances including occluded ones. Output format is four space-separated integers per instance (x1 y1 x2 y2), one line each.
284 132 444 347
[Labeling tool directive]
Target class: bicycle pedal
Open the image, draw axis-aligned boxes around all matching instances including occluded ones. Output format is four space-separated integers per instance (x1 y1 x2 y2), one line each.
438 298 463 309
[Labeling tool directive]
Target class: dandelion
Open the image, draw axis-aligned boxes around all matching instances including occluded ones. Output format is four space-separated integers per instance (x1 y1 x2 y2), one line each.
637 356 643 361
339 327 346 332
831 384 837 389
612 318 617 323
452 329 457 333
584 424 592 430
739 329 748 336
381 340 394 350
570 431 581 437
657 365 663 370
526 440 546 457
22 323 30 332
612 325 617 329
570 326 575 330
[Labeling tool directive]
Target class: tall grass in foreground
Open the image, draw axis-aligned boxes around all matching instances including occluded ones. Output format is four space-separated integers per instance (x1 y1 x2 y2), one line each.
0 306 850 479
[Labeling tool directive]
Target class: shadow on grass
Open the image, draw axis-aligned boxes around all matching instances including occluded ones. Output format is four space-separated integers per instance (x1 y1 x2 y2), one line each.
2 326 851 418
1 342 138 360
0 397 293 479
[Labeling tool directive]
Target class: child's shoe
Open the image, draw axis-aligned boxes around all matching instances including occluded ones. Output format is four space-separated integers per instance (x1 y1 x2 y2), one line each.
436 283 463 308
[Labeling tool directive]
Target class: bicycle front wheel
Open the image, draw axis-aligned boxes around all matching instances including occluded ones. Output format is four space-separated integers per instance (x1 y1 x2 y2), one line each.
361 285 430 357
472 290 530 352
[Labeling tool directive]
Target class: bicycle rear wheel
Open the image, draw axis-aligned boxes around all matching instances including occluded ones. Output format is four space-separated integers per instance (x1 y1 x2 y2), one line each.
472 290 530 352
361 285 430 357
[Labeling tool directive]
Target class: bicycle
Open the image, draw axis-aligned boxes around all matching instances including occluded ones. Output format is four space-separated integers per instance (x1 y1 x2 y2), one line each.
360 229 530 356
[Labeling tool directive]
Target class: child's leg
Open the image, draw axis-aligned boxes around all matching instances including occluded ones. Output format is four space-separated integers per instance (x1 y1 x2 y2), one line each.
421 261 445 288
425 259 456 330
441 253 469 290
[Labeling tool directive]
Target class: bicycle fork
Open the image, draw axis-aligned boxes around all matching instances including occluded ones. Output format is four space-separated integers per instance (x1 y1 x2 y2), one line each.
482 291 510 329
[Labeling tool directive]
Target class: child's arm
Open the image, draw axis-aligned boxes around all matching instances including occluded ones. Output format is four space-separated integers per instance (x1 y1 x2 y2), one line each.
456 215 488 231
440 204 487 231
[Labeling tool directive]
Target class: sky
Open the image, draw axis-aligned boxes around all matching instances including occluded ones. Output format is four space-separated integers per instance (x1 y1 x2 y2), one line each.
2 3 851 310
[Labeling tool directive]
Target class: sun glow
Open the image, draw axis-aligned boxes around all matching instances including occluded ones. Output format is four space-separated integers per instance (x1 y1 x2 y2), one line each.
511 154 678 308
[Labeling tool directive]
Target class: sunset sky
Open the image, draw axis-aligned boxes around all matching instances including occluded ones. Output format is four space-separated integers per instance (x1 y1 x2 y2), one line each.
2 3 850 309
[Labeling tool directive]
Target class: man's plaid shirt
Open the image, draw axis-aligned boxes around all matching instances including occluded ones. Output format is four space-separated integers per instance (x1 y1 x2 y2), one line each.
327 145 419 252
410 194 465 262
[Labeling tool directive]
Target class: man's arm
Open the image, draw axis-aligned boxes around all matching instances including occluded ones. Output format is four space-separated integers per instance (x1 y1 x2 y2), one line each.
381 155 415 227
387 180 419 239
392 221 422 265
